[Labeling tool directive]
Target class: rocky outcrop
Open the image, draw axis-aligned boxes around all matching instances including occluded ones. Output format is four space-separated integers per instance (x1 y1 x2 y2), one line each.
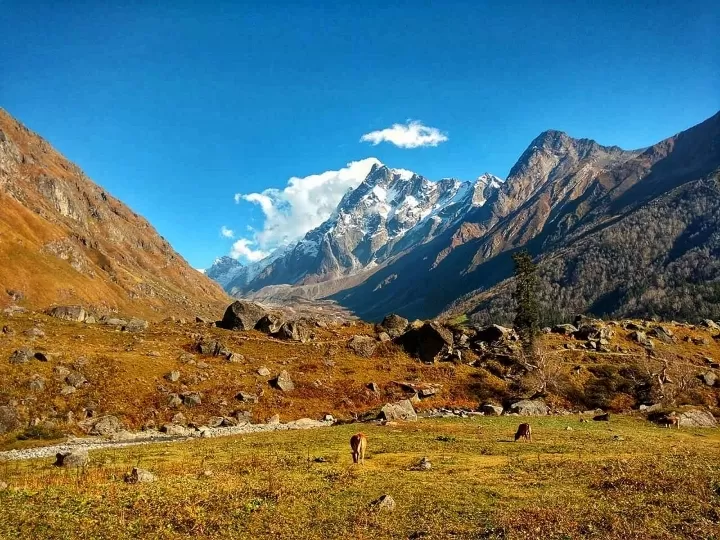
274 320 310 342
678 409 717 428
508 400 548 416
54 450 89 468
218 300 267 331
380 314 409 337
348 335 378 358
395 322 454 363
255 313 284 334
272 370 294 392
46 305 87 322
379 400 417 421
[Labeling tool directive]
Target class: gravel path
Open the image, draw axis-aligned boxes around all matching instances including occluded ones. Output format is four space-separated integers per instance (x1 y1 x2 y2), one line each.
0 418 333 461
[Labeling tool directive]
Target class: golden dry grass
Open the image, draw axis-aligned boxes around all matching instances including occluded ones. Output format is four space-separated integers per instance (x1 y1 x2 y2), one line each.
1 416 719 539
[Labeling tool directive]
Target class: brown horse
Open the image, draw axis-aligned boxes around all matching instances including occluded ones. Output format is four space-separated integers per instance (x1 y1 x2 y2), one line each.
514 423 532 442
350 433 367 464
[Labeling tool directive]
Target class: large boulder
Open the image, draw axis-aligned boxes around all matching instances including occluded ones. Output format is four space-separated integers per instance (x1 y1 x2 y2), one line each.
629 331 654 348
123 318 149 333
551 324 578 336
699 371 717 387
700 319 720 330
47 305 86 322
481 403 504 416
275 320 310 342
0 405 20 434
380 314 409 337
194 338 228 356
255 313 284 334
54 450 89 468
379 399 417 421
395 322 454 363
218 300 267 331
125 467 156 484
9 348 33 364
78 415 123 436
648 327 675 344
678 409 717 428
573 324 613 341
474 324 513 343
508 399 548 416
348 335 378 358
272 370 295 392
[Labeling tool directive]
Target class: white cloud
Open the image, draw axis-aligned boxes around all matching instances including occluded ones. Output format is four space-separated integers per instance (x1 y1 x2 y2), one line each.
236 157 380 251
230 238 270 262
233 193 242 204
220 226 234 239
360 120 448 149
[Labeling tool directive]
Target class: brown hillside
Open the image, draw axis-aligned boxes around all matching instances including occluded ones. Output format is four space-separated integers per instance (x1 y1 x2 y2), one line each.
0 108 228 319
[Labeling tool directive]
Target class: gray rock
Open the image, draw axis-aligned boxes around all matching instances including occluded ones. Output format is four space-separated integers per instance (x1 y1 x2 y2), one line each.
167 393 182 408
104 318 128 327
369 494 396 512
629 331 654 348
255 313 284 334
367 382 380 393
678 409 717 427
699 371 717 387
79 415 123 436
474 324 513 343
218 300 267 331
65 371 87 388
54 450 88 468
171 412 187 425
508 399 548 416
411 457 432 471
481 403 503 416
160 424 194 436
348 335 378 358
182 392 202 407
701 319 720 330
551 324 578 336
257 366 271 377
272 370 294 392
0 405 20 434
194 338 226 356
649 327 675 344
28 376 46 392
124 467 155 483
226 352 244 363
123 318 149 332
47 305 86 322
267 414 280 424
60 385 77 395
274 320 310 342
24 327 46 338
9 348 34 364
6 289 24 302
380 314 409 337
236 391 259 403
380 400 417 421
164 370 180 382
33 351 51 362
396 322 454 363
378 332 391 342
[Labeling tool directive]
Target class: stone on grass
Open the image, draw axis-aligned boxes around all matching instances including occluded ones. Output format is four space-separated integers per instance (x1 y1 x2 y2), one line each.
9 348 33 364
272 370 294 392
369 494 396 512
164 370 180 382
348 335 377 358
124 467 155 483
678 409 717 428
508 400 548 416
54 450 89 468
380 400 417 422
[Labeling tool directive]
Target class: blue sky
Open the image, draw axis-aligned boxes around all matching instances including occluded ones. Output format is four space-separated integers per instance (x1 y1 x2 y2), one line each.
1 1 718 269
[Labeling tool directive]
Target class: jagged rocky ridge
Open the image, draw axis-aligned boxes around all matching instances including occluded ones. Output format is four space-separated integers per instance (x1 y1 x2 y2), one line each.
210 111 720 323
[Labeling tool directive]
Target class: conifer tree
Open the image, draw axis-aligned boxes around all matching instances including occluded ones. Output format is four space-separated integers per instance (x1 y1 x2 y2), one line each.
512 250 540 355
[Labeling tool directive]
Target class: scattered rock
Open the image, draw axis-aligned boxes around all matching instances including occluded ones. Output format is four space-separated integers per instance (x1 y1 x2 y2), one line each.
699 371 717 387
481 403 503 416
0 405 20 434
28 376 45 392
54 450 88 468
123 318 149 332
47 305 86 322
348 335 378 358
396 322 454 363
9 348 33 364
380 314 409 337
160 424 193 436
24 327 45 338
194 338 227 356
275 320 310 342
678 409 717 428
257 366 271 377
508 400 548 416
6 289 24 302
79 415 123 436
369 494 396 512
171 412 187 425
182 392 202 407
124 467 155 483
272 370 295 392
551 324 578 336
267 414 280 424
33 351 51 362
255 313 284 334
593 413 610 421
380 400 417 422
700 319 720 330
60 385 77 395
164 370 180 383
649 326 675 344
226 352 244 363
378 332 391 342
367 382 380 393
167 394 182 408
411 457 432 471
236 391 259 403
629 331 654 349
65 371 87 388
473 324 513 343
218 300 267 331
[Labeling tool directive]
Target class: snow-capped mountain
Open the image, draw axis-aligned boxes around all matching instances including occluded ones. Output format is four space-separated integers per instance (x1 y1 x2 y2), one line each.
230 163 503 293
205 256 244 288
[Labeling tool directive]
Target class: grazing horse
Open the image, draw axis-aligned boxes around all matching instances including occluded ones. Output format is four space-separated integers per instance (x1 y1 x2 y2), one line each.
350 433 367 464
514 423 532 442
660 414 680 429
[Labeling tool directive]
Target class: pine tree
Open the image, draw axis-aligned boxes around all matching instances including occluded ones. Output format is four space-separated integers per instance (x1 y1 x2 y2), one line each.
512 250 540 355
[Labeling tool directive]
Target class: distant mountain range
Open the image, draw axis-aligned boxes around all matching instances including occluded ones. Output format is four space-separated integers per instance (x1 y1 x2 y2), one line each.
209 110 720 323
0 108 229 319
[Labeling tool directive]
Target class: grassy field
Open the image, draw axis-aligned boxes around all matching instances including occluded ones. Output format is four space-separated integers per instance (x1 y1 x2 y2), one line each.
1 416 719 539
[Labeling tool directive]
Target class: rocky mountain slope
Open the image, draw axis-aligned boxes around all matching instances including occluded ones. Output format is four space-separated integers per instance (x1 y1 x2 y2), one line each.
0 108 229 319
213 165 502 299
